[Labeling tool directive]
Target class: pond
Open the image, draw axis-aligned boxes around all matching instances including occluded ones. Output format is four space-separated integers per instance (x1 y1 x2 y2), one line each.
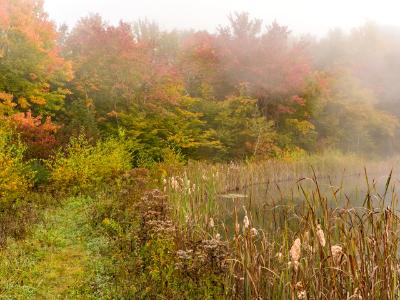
217 170 398 231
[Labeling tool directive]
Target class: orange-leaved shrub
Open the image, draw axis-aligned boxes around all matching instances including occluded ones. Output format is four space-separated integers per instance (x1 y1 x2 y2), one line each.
47 135 131 192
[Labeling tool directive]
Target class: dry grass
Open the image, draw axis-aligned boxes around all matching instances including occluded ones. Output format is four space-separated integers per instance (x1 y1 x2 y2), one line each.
164 154 400 299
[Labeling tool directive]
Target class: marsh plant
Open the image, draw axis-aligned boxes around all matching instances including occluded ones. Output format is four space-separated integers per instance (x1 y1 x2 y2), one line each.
164 157 400 299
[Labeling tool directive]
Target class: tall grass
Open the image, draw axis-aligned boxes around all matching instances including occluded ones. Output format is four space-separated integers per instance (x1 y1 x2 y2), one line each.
164 153 400 299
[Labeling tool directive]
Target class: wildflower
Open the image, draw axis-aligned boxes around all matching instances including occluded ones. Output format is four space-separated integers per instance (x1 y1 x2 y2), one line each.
290 238 301 262
243 215 250 229
250 227 258 237
209 218 215 228
331 245 343 264
316 224 326 247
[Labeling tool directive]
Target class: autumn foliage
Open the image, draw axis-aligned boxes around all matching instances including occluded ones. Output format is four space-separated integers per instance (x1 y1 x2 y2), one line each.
11 111 60 159
0 1 399 166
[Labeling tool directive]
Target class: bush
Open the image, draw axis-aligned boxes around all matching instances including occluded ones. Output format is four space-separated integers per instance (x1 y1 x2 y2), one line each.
0 122 34 205
48 135 131 192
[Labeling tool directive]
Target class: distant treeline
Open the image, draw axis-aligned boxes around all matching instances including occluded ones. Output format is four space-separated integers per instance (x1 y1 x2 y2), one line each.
1 0 400 163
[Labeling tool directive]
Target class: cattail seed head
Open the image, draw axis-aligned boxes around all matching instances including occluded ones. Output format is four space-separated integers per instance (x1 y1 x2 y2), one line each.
331 245 343 264
250 227 258 237
243 215 250 229
290 238 301 263
316 224 326 247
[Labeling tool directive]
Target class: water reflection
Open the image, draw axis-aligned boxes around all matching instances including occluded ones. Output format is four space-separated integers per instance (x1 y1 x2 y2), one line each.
218 171 398 231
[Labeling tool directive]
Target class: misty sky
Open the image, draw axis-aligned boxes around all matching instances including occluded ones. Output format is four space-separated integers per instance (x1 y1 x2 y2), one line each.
44 0 400 35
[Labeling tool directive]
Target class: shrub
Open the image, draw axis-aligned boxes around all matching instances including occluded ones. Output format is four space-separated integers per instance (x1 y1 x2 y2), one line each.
11 111 60 160
48 135 131 192
0 122 33 205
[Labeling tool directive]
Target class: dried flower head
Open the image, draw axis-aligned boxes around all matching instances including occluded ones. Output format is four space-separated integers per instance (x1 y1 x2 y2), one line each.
297 290 307 300
316 224 326 247
243 215 250 229
331 245 343 264
290 238 301 263
250 227 258 237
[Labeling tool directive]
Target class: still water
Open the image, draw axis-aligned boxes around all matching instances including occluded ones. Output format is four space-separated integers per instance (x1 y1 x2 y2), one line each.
217 170 398 230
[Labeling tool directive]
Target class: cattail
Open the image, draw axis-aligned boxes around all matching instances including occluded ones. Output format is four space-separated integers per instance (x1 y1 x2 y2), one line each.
243 215 250 229
316 224 326 247
290 238 301 262
331 245 343 264
250 227 258 237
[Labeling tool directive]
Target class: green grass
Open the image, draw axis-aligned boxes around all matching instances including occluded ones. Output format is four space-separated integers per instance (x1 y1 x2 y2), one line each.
0 196 117 299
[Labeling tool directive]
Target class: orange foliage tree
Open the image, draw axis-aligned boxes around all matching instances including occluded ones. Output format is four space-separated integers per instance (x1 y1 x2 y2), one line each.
0 0 72 115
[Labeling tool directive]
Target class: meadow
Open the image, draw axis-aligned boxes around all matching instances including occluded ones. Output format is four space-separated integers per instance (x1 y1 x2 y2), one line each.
1 124 400 299
3 0 400 298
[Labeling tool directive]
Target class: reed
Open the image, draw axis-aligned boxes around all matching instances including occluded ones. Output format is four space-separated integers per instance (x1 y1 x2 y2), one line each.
164 154 400 299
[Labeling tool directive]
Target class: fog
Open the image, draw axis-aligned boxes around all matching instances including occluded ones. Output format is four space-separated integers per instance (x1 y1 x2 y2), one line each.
44 0 400 36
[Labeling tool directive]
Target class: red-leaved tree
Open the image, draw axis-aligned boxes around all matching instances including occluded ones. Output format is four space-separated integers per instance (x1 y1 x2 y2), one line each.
11 111 60 159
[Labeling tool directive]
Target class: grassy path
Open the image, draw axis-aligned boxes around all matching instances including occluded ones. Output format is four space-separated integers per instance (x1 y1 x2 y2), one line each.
0 197 115 299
